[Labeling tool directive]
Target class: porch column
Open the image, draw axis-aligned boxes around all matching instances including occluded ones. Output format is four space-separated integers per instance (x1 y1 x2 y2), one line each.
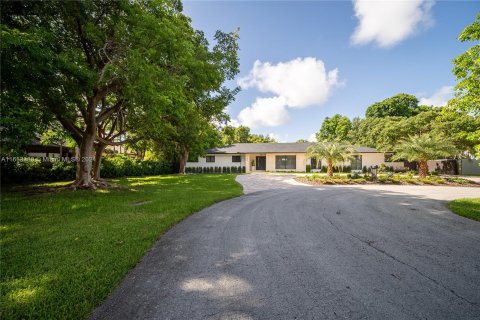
245 154 251 173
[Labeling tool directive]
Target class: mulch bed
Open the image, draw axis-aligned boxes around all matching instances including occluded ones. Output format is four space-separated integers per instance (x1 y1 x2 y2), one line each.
295 177 480 187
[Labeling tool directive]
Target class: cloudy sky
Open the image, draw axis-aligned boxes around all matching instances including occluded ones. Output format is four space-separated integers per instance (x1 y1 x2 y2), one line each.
183 0 477 142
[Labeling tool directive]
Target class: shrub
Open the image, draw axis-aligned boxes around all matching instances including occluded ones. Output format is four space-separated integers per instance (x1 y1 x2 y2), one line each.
242 166 246 173
0 155 173 183
306 164 311 173
350 172 361 179
362 166 367 173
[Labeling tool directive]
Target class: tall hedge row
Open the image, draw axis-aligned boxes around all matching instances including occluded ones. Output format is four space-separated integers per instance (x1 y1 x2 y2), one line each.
0 156 173 184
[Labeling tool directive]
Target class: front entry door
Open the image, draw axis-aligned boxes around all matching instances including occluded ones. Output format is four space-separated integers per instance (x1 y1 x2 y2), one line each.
256 156 266 170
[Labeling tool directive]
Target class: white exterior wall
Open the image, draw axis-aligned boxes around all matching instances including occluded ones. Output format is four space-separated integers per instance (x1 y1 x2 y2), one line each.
362 153 385 167
188 151 400 172
384 161 406 169
186 154 245 168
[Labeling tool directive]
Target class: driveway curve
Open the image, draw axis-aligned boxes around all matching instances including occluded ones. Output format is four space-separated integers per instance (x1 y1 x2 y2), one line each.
91 174 480 320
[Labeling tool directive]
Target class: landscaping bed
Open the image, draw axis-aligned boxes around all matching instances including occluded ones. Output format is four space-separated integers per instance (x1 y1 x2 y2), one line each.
296 173 479 186
0 174 243 319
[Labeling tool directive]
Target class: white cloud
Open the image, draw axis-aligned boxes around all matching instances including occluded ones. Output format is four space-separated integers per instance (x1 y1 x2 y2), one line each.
238 58 339 108
419 85 453 106
227 118 240 127
237 96 290 128
236 57 340 128
308 133 317 142
351 0 435 48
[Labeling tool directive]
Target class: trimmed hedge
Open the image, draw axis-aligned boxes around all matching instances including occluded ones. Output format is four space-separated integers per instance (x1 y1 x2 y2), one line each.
185 166 245 174
1 155 173 183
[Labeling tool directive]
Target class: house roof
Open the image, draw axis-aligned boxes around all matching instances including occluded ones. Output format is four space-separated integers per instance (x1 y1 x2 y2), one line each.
206 143 379 154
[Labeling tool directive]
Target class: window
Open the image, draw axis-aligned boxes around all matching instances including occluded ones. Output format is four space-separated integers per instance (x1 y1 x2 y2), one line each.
206 156 215 163
311 158 321 169
275 155 296 169
351 155 362 170
232 155 241 163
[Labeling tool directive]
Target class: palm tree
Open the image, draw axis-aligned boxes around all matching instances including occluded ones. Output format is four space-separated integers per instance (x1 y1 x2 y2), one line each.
306 141 354 177
393 133 458 178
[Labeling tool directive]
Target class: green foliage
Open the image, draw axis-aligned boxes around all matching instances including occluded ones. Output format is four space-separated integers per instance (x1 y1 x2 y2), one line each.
449 13 480 116
1 159 76 183
316 114 352 142
1 155 172 183
306 141 354 168
392 133 458 163
1 0 240 179
220 125 276 145
348 108 479 154
185 166 242 174
365 94 420 118
306 164 311 173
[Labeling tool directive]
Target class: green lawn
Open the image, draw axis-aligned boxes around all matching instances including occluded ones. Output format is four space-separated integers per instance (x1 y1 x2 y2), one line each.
0 174 243 320
448 198 480 222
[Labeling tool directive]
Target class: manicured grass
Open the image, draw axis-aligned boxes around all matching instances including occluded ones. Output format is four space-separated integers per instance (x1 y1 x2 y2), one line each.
448 198 480 222
0 174 243 320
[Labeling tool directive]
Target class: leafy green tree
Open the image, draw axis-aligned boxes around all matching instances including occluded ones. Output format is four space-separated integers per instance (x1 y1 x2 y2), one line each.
248 134 276 143
219 125 276 145
449 12 480 116
365 94 419 118
1 0 231 185
316 114 352 142
138 28 241 174
306 141 354 177
349 108 479 156
393 133 458 178
296 139 308 143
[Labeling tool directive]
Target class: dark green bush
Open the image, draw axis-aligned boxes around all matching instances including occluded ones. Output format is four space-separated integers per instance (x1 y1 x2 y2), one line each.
306 164 311 173
1 155 173 183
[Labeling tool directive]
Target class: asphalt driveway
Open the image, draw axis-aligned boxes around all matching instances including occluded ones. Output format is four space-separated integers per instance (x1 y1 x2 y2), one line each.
91 174 480 320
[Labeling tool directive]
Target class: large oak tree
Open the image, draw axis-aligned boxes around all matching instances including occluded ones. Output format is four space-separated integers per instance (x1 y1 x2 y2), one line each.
1 0 239 186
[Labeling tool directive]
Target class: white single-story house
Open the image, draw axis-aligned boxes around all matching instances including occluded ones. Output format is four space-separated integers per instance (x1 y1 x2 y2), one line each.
186 143 405 173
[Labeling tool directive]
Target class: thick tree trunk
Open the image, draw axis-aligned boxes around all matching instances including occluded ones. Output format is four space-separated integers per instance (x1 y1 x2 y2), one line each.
74 133 96 188
327 159 333 177
418 160 428 178
93 143 106 180
178 146 188 174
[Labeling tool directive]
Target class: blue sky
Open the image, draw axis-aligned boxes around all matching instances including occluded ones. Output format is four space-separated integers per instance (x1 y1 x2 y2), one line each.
183 1 478 142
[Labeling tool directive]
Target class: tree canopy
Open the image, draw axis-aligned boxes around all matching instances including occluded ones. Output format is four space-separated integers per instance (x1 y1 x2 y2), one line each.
348 108 479 154
449 12 480 116
219 125 276 145
316 114 352 142
365 94 420 118
1 0 241 185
